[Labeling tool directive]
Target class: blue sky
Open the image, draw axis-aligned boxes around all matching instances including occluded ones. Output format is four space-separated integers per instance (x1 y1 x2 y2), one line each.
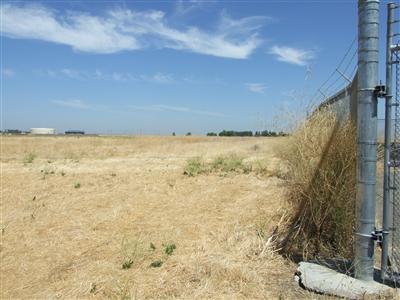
0 1 391 135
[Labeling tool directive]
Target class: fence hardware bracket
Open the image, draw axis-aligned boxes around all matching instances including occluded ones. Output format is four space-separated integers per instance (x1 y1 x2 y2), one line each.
372 229 385 244
374 85 386 98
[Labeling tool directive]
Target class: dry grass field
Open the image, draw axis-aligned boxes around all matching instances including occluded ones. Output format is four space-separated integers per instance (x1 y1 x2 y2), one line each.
1 135 321 299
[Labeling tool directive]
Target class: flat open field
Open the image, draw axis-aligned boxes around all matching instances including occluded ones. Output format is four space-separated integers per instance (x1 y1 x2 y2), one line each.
1 136 316 299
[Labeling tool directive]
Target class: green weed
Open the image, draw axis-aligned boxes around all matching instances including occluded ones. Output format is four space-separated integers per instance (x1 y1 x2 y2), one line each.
23 153 36 164
89 283 97 294
165 243 176 256
183 157 208 177
122 259 133 269
211 154 244 172
149 260 163 268
150 242 156 251
120 238 147 270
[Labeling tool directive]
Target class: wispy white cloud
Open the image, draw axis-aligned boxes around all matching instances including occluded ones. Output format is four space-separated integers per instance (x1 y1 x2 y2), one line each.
269 45 314 66
245 83 267 94
128 104 226 117
53 99 90 109
111 9 265 59
53 99 112 113
2 68 15 78
1 4 139 54
139 72 175 84
42 68 174 83
2 3 267 59
60 69 87 80
59 68 133 81
174 0 206 16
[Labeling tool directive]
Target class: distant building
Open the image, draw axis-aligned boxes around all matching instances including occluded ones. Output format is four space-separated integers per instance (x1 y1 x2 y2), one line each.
65 130 85 135
30 128 56 135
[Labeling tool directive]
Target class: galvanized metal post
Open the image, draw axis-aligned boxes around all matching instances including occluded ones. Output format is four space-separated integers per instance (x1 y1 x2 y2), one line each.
355 0 379 281
381 2 395 281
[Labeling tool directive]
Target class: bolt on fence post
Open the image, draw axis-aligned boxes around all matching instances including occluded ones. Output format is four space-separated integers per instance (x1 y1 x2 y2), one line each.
381 2 395 281
355 0 379 281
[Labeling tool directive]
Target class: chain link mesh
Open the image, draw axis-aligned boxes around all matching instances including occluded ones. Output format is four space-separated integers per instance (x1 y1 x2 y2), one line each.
392 49 400 273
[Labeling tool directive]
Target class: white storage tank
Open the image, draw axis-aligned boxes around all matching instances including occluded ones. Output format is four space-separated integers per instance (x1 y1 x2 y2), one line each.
30 128 56 135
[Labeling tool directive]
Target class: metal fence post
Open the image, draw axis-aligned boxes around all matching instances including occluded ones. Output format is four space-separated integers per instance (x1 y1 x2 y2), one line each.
355 0 379 281
381 2 395 281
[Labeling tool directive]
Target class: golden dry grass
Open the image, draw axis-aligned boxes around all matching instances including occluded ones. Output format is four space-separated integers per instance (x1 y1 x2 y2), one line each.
1 135 331 299
277 110 357 260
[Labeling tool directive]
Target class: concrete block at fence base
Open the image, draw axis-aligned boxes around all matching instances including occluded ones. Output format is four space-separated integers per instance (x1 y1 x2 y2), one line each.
295 262 393 299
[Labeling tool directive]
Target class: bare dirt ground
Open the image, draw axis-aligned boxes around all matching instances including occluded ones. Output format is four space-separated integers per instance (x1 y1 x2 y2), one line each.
1 136 319 299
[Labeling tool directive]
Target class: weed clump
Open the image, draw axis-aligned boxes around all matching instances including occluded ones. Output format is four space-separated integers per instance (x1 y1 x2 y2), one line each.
277 109 356 259
211 154 244 173
164 243 176 256
23 153 36 164
149 260 163 268
122 259 133 269
184 154 257 176
183 157 208 176
120 238 148 270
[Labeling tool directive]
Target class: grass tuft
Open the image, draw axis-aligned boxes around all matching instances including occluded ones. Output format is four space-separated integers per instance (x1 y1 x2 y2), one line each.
211 154 244 173
276 109 356 259
183 157 208 176
184 154 256 177
23 152 36 164
120 238 147 270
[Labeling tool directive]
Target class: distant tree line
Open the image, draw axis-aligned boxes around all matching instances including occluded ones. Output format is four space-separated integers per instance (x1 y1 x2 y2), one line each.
1 129 26 135
206 130 288 137
218 130 253 137
254 130 288 137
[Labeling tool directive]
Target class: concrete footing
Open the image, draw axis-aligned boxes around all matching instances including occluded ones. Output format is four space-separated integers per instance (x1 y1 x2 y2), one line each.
295 262 394 299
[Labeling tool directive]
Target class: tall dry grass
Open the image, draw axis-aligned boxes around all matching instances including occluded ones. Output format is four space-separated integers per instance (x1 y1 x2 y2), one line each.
277 109 357 260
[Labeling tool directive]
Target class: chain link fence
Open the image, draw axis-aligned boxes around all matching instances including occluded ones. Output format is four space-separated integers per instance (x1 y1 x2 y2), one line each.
391 48 400 275
311 1 400 283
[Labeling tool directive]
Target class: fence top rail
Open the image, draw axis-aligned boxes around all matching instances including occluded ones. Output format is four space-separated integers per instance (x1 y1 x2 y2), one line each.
318 76 356 110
